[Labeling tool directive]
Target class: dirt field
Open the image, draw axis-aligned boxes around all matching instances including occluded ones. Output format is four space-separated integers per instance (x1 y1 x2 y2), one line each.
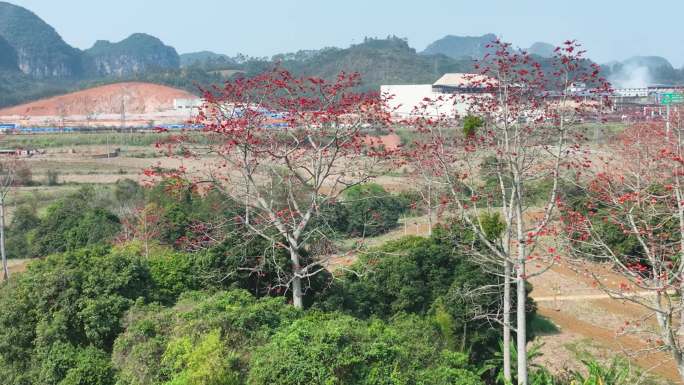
529 263 680 383
6 259 30 275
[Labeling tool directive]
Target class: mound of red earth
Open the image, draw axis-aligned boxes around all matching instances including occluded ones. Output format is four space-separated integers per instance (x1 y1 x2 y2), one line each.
0 82 197 117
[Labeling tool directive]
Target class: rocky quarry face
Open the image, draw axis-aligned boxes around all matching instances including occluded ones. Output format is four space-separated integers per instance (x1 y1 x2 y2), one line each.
83 34 180 77
0 2 180 79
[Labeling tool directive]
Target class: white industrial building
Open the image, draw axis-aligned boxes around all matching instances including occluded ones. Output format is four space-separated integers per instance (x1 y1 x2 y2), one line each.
173 98 203 110
381 73 492 119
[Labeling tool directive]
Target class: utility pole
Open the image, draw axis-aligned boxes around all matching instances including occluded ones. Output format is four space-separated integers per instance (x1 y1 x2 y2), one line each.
120 96 126 130
667 103 671 135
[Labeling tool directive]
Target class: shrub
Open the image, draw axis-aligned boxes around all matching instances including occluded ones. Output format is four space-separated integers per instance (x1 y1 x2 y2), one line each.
160 330 241 385
113 179 144 206
59 347 115 385
113 290 301 385
143 180 241 247
46 169 60 186
0 246 154 385
5 204 40 259
14 164 33 186
31 188 121 257
463 115 483 137
247 313 483 385
316 225 537 362
343 183 403 237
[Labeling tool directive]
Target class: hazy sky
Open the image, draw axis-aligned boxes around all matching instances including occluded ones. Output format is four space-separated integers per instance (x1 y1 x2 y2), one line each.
9 0 684 66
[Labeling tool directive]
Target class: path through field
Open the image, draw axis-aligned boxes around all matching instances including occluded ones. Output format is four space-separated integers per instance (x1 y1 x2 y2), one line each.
528 263 682 383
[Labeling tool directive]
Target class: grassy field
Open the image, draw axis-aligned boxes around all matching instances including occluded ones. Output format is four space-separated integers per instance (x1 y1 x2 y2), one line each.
0 132 168 148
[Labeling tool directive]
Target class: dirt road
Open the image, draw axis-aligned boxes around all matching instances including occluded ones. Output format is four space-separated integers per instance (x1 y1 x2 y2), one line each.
529 263 682 384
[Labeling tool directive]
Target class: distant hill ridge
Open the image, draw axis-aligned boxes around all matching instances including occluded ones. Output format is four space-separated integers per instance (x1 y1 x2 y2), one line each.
84 33 180 77
180 51 235 69
0 2 180 80
0 1 83 78
421 34 497 59
2 1 684 109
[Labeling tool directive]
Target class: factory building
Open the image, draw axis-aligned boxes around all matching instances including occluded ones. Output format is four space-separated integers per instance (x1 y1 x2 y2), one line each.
381 73 494 119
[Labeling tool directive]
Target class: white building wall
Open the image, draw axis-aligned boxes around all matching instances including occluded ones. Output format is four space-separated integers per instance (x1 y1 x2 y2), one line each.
173 98 203 110
381 84 469 119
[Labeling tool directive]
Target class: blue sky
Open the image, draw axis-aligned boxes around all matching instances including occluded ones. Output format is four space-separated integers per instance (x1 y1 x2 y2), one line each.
9 0 684 66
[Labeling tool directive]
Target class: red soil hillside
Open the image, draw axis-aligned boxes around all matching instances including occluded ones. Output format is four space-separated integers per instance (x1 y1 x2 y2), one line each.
0 82 197 117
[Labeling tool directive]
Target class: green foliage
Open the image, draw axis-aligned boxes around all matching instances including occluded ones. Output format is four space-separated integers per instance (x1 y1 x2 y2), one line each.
67 208 121 249
525 357 635 385
463 115 484 137
317 235 450 317
247 313 483 385
144 180 240 247
565 188 667 264
114 179 145 205
113 290 300 385
394 189 426 216
479 211 505 241
243 36 475 91
5 204 40 259
0 246 152 384
0 69 72 108
568 358 630 385
481 342 545 384
30 188 121 257
180 51 235 69
31 342 115 385
343 183 403 237
0 244 214 385
114 290 486 385
318 226 538 363
58 347 115 385
161 330 240 385
529 315 559 336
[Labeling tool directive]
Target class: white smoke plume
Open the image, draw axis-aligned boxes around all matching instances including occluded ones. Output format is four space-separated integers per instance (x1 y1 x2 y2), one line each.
609 63 652 88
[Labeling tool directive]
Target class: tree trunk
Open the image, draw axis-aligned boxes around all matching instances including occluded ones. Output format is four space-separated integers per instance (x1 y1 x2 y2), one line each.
654 292 684 383
290 249 304 309
427 181 433 236
1 198 7 281
515 199 528 385
292 274 303 309
503 259 512 382
680 281 684 336
516 263 528 385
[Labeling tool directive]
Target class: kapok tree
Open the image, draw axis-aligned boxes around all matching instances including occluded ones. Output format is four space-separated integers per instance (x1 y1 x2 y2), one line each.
0 156 21 281
405 40 609 384
563 121 684 380
154 69 391 308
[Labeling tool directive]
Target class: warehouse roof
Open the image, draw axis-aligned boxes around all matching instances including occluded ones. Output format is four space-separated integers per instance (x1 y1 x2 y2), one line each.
433 73 497 88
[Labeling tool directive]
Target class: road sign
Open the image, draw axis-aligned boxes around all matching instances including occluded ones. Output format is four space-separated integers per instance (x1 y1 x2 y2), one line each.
660 92 684 105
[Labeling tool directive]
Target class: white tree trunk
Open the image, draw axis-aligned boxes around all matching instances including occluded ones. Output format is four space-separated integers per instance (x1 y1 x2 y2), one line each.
516 263 527 385
0 198 7 281
515 197 528 385
292 275 303 309
427 181 433 237
290 249 304 309
503 259 512 382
